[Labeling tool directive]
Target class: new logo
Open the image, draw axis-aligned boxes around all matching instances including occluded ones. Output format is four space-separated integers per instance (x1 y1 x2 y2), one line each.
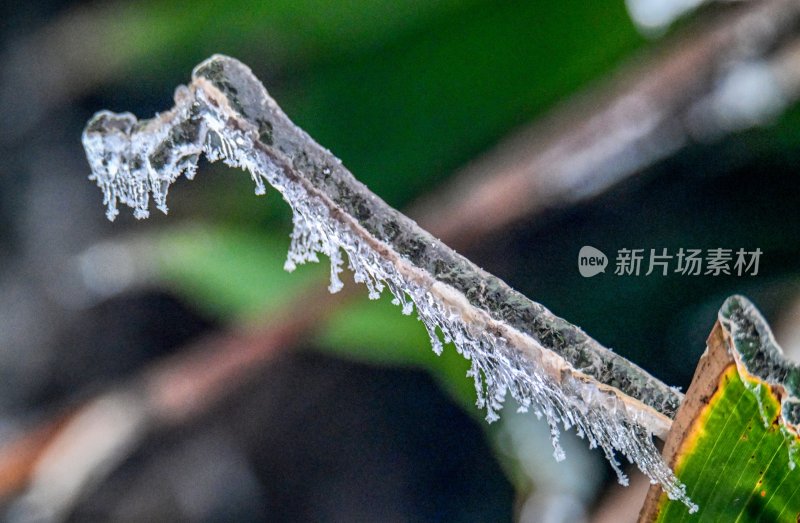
578 246 608 277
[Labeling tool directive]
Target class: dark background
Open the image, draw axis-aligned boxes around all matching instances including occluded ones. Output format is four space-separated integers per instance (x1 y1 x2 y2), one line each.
0 1 798 521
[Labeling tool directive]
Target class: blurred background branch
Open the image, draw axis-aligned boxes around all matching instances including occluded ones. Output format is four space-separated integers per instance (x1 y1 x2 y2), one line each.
416 0 800 248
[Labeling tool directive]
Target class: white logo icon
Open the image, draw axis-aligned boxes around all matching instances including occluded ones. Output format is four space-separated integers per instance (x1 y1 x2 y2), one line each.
578 246 608 277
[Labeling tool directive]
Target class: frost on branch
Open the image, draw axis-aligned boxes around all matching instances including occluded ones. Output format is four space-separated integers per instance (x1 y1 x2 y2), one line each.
82 55 695 511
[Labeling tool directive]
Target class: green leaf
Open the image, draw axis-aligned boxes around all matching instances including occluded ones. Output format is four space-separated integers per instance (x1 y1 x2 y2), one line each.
316 292 477 413
282 0 642 206
642 296 800 521
153 224 323 319
106 0 480 81
104 1 643 209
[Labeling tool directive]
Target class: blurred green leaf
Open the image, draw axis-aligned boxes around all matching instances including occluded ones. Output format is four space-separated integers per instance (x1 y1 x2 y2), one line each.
281 1 643 205
318 293 477 412
106 0 483 81
106 1 643 207
153 225 323 319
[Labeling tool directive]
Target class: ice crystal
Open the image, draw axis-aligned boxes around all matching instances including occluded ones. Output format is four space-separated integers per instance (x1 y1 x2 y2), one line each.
82 55 695 511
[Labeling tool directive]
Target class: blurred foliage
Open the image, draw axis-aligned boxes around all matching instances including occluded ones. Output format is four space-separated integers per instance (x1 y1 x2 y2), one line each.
154 226 323 319
106 0 643 208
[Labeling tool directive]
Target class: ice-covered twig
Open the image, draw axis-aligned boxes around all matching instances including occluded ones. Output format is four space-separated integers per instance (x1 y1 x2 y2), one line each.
82 55 693 510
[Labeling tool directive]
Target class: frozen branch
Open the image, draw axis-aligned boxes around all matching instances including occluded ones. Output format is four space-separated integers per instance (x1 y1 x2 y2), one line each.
82 55 692 509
